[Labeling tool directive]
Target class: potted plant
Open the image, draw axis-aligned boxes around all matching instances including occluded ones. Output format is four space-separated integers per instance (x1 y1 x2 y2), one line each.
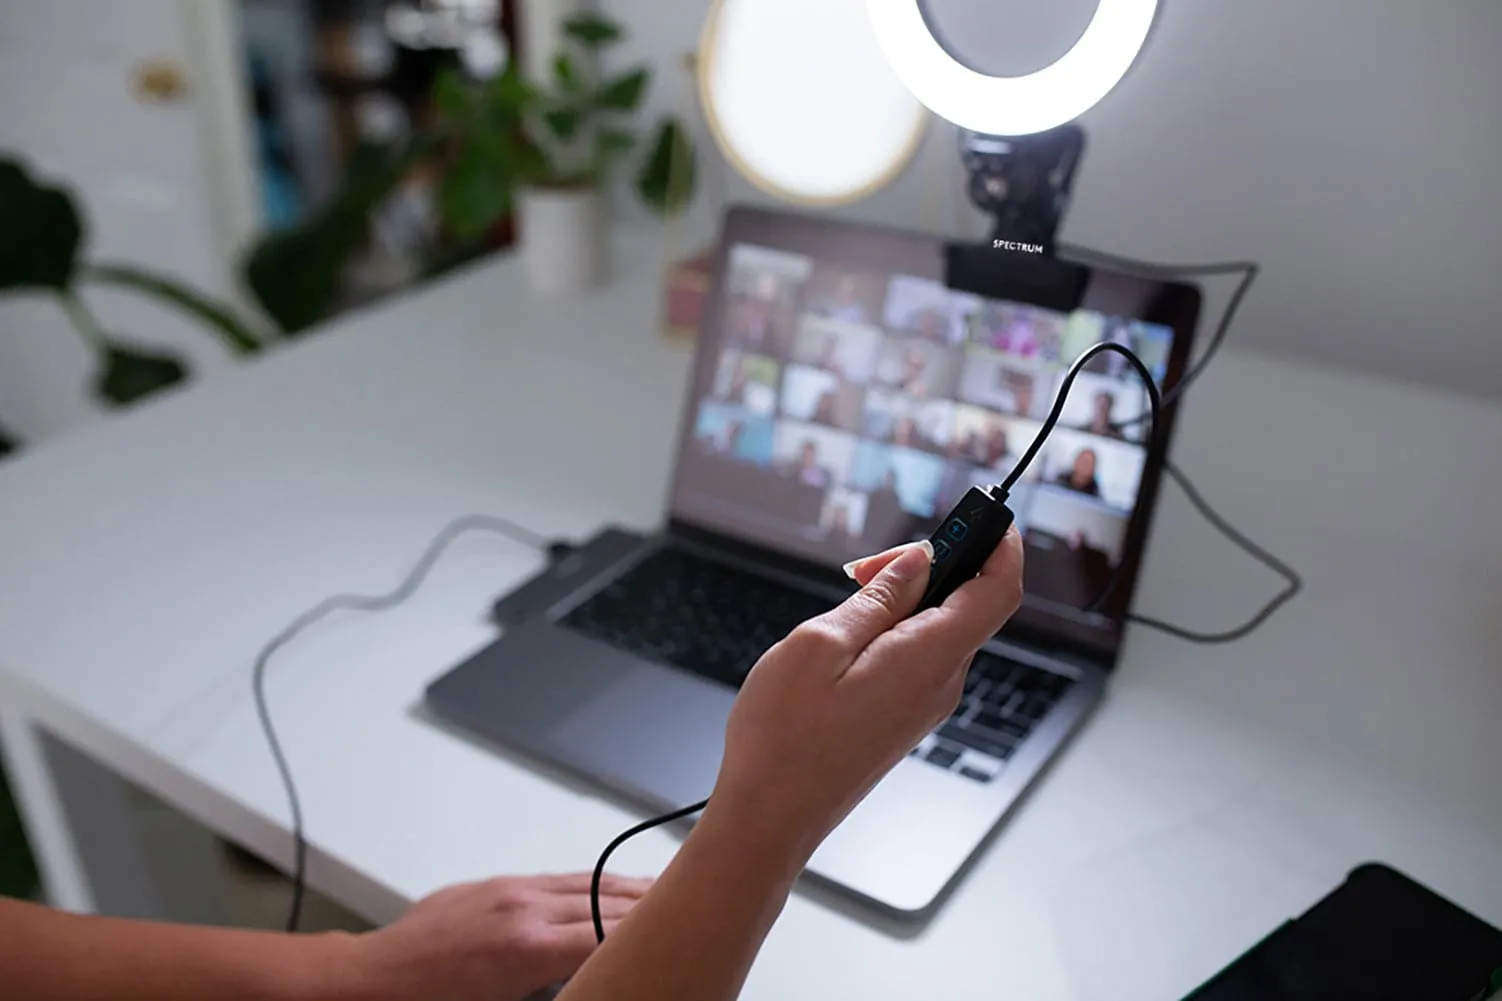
432 11 695 295
0 157 265 452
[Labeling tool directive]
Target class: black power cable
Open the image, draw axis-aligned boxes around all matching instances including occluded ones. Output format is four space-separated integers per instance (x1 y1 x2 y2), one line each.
1055 244 1260 428
1127 459 1302 643
250 514 563 932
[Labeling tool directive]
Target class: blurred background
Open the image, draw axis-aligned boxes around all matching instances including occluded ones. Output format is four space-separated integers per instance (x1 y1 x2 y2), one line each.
2 1 1499 449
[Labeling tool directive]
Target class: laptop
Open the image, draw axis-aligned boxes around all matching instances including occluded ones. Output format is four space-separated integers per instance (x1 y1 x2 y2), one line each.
425 205 1202 919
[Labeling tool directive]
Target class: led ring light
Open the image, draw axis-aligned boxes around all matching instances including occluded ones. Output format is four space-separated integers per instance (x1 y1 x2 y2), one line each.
865 0 1159 136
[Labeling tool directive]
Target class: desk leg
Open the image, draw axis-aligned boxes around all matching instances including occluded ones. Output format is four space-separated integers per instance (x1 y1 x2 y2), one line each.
0 709 231 922
0 708 95 912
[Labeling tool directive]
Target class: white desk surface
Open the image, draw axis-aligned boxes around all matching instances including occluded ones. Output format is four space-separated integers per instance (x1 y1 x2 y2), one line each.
2 237 1500 1000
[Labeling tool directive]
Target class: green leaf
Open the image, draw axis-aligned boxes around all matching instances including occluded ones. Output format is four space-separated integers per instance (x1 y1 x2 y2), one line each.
85 263 265 355
437 135 515 241
433 66 475 119
0 157 83 292
487 60 537 112
242 142 409 334
93 342 190 406
554 53 581 93
635 118 696 217
543 107 583 140
243 215 363 335
598 127 636 160
562 12 622 46
596 68 649 111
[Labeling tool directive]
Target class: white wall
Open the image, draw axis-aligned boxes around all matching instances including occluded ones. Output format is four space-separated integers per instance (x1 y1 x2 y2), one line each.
603 0 1502 401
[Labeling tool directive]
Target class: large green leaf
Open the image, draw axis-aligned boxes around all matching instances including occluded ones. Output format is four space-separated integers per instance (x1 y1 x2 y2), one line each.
243 220 356 336
562 12 622 46
635 118 696 217
485 61 538 117
93 342 190 406
596 68 649 112
86 263 264 355
0 157 83 293
243 143 409 334
437 133 516 241
432 66 474 120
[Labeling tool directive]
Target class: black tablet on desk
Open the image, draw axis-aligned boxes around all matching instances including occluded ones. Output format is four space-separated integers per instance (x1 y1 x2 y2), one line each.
1184 863 1502 1000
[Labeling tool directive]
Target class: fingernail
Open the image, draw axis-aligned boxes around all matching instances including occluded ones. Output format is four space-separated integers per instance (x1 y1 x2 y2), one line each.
842 559 861 579
888 540 935 581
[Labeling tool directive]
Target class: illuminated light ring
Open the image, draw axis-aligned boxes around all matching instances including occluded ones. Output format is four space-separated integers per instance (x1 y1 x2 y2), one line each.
865 0 1159 137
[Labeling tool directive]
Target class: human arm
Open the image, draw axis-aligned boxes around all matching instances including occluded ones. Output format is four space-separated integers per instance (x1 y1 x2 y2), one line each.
0 895 356 1001
556 533 1025 1001
0 870 652 1001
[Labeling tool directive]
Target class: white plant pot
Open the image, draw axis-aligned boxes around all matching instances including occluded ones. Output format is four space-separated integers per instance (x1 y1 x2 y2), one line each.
517 186 607 295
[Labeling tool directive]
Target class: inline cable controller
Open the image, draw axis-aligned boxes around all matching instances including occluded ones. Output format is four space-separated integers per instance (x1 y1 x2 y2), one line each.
915 485 1016 611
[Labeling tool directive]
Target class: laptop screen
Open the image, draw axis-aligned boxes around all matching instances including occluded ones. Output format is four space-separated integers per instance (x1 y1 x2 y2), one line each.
668 208 1200 655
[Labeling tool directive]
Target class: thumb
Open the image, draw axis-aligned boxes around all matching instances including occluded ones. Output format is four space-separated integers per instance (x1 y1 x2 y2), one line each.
824 540 934 651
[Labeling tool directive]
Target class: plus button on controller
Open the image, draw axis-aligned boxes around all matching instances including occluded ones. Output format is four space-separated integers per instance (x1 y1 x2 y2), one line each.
915 485 1014 612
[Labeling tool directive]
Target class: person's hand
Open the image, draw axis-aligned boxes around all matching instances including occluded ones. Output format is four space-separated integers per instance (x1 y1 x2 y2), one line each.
707 532 1024 858
348 872 653 1001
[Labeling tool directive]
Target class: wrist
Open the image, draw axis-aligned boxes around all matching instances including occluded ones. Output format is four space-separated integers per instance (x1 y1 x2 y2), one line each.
270 931 380 1001
692 790 822 885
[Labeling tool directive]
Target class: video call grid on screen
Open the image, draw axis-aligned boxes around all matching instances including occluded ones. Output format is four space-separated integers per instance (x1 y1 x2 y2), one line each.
688 242 1176 617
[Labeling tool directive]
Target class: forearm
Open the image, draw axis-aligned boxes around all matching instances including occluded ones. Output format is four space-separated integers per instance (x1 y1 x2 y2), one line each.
556 800 815 1001
0 898 366 1001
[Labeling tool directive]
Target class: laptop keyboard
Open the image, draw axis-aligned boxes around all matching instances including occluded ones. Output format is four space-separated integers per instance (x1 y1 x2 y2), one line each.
913 650 1073 782
559 546 1074 784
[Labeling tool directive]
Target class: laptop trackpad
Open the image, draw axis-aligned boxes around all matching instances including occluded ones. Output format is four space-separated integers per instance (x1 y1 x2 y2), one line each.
550 647 734 810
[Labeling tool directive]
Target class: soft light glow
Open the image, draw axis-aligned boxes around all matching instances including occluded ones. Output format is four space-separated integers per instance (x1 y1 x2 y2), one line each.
865 0 1158 136
700 0 928 205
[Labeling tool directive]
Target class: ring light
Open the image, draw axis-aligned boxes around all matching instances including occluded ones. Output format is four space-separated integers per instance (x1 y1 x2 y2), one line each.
865 0 1159 136
698 0 928 205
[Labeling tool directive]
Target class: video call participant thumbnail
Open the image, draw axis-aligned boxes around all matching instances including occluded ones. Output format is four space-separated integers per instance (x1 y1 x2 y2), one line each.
772 421 856 490
1020 490 1129 612
949 405 1038 476
1038 428 1146 511
861 389 953 456
780 364 865 433
818 487 869 552
881 274 974 346
803 266 886 325
957 347 1051 420
965 300 1067 363
872 336 962 399
712 351 780 417
723 246 810 357
850 441 947 521
692 403 776 466
790 316 882 384
1056 370 1149 442
1061 313 1173 385
763 421 859 528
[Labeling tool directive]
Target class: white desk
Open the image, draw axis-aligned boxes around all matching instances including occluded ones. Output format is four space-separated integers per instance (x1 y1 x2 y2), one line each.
2 238 1500 1000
